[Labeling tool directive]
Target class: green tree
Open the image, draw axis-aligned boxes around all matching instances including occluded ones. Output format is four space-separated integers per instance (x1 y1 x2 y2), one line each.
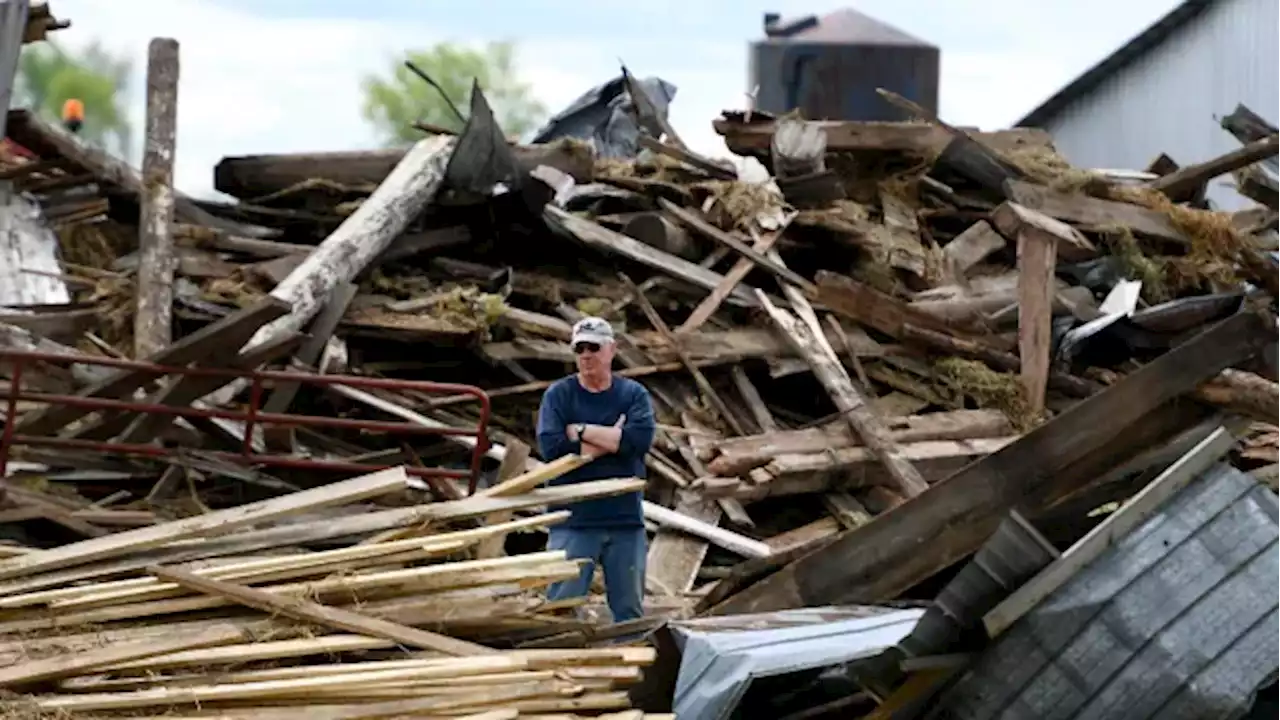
13 40 134 158
361 41 547 147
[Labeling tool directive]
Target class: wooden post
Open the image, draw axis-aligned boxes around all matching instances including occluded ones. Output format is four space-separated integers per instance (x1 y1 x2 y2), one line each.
134 38 180 358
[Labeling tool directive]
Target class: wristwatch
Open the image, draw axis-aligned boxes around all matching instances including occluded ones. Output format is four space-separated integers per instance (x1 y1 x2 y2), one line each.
573 423 587 439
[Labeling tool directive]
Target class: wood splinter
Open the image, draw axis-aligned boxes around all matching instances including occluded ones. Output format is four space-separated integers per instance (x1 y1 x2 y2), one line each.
755 290 930 498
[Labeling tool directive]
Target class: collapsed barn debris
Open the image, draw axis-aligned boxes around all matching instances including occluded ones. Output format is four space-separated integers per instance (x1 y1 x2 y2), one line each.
1 14 1278 718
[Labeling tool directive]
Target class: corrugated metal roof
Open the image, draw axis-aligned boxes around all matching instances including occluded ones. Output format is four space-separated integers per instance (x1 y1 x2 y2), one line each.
1016 0 1219 128
667 605 926 720
929 461 1279 719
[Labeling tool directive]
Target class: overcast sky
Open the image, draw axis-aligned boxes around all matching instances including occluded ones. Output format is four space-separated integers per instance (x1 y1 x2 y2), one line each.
47 0 1184 198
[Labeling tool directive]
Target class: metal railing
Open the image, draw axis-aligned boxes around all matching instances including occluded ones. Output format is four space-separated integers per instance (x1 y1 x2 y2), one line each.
0 349 492 493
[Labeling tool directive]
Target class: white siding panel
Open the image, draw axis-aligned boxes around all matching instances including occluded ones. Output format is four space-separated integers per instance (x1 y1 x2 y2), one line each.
1044 0 1279 210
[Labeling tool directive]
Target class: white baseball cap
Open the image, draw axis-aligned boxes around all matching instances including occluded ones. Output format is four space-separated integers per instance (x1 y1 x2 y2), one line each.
570 316 615 347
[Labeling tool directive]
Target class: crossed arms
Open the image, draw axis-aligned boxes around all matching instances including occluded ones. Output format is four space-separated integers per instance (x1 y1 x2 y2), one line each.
536 384 656 462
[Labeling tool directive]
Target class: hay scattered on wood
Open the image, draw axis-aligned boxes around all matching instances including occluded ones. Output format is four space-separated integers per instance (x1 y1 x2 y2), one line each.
693 180 787 231
1098 225 1172 303
202 272 266 308
1005 145 1107 193
933 357 1040 432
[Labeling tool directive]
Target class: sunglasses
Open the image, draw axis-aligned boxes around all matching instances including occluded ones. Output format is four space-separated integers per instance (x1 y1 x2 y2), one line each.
573 342 601 355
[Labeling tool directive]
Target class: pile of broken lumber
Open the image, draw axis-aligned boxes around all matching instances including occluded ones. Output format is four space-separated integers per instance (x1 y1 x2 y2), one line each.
1 52 1278 716
0 466 672 718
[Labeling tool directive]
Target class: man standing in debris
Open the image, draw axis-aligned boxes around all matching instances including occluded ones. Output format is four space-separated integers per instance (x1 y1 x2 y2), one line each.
536 316 656 622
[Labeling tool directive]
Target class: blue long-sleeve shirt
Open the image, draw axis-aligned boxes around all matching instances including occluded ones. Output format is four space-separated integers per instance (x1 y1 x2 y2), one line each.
536 375 656 528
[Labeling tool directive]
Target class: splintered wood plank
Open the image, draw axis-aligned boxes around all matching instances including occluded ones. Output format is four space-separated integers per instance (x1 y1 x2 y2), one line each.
14 296 290 436
623 273 744 435
706 409 1011 476
707 310 1271 615
0 467 408 583
1004 180 1186 244
475 438 533 559
660 199 815 293
944 220 1006 276
243 135 457 353
149 565 496 656
990 201 1096 262
678 219 790 334
766 516 843 555
647 490 722 595
757 291 929 497
0 622 252 688
1149 134 1278 200
646 413 723 595
815 270 976 340
543 205 756 306
822 492 873 531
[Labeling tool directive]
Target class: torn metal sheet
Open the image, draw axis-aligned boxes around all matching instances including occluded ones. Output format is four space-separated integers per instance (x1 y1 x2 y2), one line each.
931 462 1279 720
0 191 71 307
531 73 677 159
666 605 925 720
444 82 521 198
1055 279 1141 366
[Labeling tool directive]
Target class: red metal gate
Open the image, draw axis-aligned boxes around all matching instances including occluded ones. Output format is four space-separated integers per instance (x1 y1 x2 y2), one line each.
0 349 491 494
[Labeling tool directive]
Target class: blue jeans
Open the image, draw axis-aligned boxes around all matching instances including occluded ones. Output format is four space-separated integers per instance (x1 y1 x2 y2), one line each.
545 526 647 623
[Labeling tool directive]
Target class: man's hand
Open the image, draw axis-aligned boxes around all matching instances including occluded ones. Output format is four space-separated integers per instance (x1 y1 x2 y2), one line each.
564 417 626 456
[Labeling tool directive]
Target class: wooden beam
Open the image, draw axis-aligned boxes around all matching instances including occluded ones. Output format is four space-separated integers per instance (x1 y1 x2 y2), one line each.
0 622 252 688
707 310 1269 614
241 136 456 356
944 220 1006 277
133 37 181 359
990 201 1096 262
706 409 1012 476
659 199 815 293
1011 207 1060 415
0 467 408 582
212 141 595 199
622 273 745 435
713 118 1051 156
1004 180 1187 244
1149 134 1279 200
678 219 791 334
757 292 929 497
544 206 756 307
149 565 496 656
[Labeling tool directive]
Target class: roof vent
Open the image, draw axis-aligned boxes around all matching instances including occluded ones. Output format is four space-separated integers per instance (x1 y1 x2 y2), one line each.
763 12 819 38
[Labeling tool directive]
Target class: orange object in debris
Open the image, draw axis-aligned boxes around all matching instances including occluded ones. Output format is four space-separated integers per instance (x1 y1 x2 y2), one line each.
61 98 85 133
61 98 84 122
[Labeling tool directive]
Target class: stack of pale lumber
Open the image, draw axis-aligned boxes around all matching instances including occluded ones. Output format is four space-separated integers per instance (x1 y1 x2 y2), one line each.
0 466 671 719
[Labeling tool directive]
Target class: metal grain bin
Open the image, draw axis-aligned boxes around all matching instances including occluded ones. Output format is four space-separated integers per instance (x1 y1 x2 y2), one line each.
749 9 940 122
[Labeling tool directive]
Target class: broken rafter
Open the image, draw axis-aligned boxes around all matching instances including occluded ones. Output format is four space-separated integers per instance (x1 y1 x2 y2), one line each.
756 291 930 497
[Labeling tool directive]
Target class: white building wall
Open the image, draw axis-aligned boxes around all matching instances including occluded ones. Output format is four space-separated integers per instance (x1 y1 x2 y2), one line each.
1041 0 1279 210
